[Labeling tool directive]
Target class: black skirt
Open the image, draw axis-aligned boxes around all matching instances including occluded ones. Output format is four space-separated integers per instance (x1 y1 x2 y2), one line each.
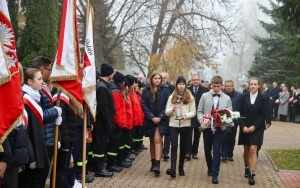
238 128 264 146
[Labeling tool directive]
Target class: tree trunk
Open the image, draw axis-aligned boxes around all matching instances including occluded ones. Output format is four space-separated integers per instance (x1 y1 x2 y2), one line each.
90 0 105 69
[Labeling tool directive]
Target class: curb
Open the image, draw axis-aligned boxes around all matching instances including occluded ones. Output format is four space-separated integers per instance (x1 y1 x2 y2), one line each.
263 148 279 172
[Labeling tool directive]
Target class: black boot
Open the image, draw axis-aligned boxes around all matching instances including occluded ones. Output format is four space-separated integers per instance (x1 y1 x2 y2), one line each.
244 166 250 178
166 163 176 178
248 172 255 185
106 157 123 172
179 162 185 176
94 158 114 177
152 160 160 175
150 159 155 172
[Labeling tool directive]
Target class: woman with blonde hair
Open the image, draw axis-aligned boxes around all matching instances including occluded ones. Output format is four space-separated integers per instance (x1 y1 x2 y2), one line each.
278 86 289 122
165 76 196 178
141 71 171 176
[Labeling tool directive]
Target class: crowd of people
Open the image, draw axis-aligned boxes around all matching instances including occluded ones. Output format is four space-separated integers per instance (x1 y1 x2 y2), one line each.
1 56 298 187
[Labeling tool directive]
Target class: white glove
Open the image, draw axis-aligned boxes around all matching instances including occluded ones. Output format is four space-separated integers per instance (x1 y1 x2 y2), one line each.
55 116 62 125
29 162 36 169
54 106 62 117
58 141 61 149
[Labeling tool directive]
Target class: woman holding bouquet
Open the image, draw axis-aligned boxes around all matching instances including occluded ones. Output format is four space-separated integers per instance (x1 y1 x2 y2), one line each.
141 72 171 176
238 77 269 185
165 76 196 178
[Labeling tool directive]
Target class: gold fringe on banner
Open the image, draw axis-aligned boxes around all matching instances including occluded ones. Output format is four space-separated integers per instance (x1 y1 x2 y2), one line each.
50 75 78 82
83 85 96 93
0 76 11 87
51 82 83 118
0 113 22 152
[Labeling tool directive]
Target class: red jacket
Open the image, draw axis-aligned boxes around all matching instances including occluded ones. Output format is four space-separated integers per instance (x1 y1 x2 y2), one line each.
125 99 133 130
136 92 144 126
128 91 139 127
112 91 126 128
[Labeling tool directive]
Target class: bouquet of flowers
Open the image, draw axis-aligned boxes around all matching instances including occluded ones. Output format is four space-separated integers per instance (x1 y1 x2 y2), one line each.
275 99 280 104
200 108 240 132
289 97 294 103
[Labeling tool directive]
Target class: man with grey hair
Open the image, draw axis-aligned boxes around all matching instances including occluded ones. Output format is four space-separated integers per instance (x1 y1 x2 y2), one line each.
160 72 174 160
186 74 208 160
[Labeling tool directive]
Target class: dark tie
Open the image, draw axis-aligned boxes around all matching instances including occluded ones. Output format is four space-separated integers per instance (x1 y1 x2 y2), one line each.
194 87 198 94
213 94 220 97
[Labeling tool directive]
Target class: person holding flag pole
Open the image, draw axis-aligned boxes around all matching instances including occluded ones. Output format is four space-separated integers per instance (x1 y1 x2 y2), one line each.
50 0 84 187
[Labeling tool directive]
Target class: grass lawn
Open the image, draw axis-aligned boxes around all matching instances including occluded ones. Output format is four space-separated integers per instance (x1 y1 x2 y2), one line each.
266 149 300 170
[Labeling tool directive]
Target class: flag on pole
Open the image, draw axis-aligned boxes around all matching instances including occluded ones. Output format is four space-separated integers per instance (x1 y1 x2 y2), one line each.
82 5 96 120
50 0 83 117
0 2 23 151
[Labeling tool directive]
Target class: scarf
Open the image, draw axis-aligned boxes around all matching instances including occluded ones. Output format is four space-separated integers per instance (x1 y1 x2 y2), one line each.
22 84 41 102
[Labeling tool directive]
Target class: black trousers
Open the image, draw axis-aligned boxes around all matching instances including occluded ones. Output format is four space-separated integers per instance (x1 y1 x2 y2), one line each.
186 127 201 155
203 128 225 177
170 127 190 164
107 126 122 165
18 167 49 188
50 149 72 188
91 125 112 158
132 126 143 149
221 125 238 158
163 135 171 155
270 103 279 120
118 128 132 162
2 167 19 188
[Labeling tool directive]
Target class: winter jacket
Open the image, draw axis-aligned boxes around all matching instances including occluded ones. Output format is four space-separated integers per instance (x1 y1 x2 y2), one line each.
7 124 29 169
128 90 139 126
165 92 196 128
40 91 58 147
109 82 126 128
141 85 171 136
136 93 144 126
96 78 116 131
53 96 77 150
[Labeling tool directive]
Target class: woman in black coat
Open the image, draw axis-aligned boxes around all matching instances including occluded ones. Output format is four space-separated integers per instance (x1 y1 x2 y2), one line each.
141 72 170 176
238 77 268 186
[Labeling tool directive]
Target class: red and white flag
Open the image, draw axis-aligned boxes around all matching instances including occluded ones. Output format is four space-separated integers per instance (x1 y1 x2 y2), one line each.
0 2 23 151
82 5 96 120
50 0 83 117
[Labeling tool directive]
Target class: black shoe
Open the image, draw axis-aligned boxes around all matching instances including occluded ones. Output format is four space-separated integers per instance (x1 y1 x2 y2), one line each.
118 160 132 168
94 168 114 177
178 164 185 176
185 154 191 161
163 154 170 161
207 170 212 176
166 163 176 178
150 159 155 172
212 176 219 184
106 165 123 172
152 160 160 175
76 174 94 183
192 154 198 159
228 157 234 161
139 144 148 150
244 166 250 178
248 172 255 185
221 156 227 162
127 153 136 161
124 157 133 163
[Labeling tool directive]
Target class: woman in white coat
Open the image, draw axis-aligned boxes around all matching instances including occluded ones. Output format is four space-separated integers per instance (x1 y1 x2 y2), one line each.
165 76 196 178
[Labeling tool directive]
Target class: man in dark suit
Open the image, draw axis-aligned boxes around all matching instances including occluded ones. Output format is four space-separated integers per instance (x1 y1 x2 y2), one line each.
269 82 281 120
221 80 242 162
197 76 232 184
160 72 175 160
186 74 208 160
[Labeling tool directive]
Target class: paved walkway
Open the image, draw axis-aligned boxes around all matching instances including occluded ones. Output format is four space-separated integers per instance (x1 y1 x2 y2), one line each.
83 121 300 188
